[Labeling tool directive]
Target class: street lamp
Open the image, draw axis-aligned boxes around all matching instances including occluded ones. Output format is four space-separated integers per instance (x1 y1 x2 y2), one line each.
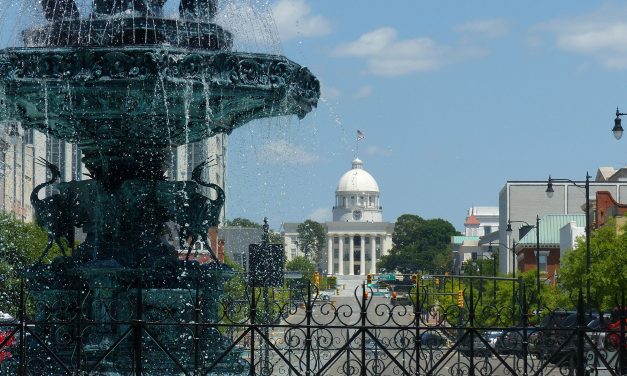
613 107 626 140
506 217 541 302
546 174 591 307
487 242 499 301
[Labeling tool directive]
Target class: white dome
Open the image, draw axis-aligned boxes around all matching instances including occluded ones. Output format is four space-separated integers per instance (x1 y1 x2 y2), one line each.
336 158 379 192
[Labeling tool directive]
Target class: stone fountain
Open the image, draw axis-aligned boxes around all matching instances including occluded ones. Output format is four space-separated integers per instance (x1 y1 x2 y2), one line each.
0 0 319 373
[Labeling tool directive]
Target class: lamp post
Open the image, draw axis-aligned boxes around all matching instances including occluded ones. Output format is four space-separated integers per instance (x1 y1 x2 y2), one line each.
546 174 591 307
613 107 626 140
487 242 499 301
506 217 541 304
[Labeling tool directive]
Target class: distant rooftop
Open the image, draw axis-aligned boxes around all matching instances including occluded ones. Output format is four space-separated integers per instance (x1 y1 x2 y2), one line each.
517 214 585 246
467 206 499 216
451 235 480 245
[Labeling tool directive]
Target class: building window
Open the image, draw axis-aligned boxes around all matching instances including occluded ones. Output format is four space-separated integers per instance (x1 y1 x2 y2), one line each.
354 236 361 246
334 237 338 244
365 237 370 245
471 252 478 261
539 253 548 273
343 197 347 207
369 196 374 207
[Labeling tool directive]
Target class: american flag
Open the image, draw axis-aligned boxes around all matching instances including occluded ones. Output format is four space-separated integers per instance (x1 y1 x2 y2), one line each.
357 130 365 141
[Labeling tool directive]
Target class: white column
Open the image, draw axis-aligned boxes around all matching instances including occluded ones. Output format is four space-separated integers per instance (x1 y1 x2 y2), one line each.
370 234 376 274
338 236 344 275
381 235 388 256
359 234 366 275
349 235 354 275
285 236 291 261
327 236 333 275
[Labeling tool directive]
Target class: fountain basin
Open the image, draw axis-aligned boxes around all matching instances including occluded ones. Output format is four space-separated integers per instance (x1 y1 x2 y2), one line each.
0 46 320 147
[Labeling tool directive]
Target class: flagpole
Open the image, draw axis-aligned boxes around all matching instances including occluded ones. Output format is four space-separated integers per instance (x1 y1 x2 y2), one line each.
355 130 364 158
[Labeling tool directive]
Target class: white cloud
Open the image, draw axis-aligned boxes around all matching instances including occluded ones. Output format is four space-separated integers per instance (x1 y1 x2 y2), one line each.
365 145 392 157
272 0 331 41
354 85 373 99
534 5 627 69
456 19 510 38
333 27 486 77
256 139 319 165
321 82 341 99
308 207 332 222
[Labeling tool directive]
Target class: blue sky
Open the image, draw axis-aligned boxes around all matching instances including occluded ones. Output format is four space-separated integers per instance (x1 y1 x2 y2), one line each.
227 0 627 231
3 0 627 231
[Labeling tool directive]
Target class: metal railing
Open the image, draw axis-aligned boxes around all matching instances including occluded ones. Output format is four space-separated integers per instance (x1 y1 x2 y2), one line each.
0 274 624 375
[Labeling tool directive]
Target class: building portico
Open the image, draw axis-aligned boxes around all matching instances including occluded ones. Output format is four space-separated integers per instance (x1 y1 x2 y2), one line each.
283 158 394 275
325 228 393 275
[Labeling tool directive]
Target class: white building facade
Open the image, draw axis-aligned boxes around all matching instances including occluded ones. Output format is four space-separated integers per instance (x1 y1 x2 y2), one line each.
284 158 394 275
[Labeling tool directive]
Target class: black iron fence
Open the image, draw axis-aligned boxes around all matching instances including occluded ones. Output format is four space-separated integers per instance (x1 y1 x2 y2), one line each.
0 273 625 375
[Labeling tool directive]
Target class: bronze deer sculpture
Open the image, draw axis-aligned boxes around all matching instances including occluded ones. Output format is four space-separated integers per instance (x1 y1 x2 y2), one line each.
178 158 225 262
30 158 74 263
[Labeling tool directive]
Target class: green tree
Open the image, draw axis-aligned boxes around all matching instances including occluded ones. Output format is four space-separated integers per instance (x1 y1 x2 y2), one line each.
286 256 316 280
224 217 282 243
0 213 62 315
559 218 627 310
296 220 326 268
379 214 458 273
224 217 261 228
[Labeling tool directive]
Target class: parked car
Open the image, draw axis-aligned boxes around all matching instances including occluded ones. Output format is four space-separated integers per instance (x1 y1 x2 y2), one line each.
495 328 537 357
420 331 446 349
0 312 15 364
457 331 491 358
532 311 603 365
483 331 502 348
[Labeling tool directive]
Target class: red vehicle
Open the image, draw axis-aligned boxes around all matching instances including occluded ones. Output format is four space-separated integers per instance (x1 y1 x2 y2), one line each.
606 307 627 374
0 331 15 363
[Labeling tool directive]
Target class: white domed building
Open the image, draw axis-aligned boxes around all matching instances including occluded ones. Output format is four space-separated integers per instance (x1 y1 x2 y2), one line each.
283 158 394 276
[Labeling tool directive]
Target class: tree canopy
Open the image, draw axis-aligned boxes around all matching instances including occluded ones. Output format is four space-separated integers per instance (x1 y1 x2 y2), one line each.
286 256 316 280
559 218 627 310
224 217 282 243
0 213 62 315
379 214 458 273
224 217 262 228
296 220 326 268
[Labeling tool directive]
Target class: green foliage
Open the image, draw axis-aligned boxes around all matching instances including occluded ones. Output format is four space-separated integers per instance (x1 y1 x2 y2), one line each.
460 255 497 277
379 214 458 273
286 256 316 281
224 217 282 244
224 217 262 228
0 212 61 315
296 220 326 267
437 270 575 327
559 218 627 310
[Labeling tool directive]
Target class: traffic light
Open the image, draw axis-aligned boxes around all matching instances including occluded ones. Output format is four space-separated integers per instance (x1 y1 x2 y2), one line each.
391 291 397 305
363 291 369 299
457 290 464 308
411 274 418 284
313 272 320 287
435 278 440 287
367 274 373 286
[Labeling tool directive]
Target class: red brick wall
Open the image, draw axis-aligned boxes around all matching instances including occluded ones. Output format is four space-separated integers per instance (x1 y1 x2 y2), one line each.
596 191 627 228
517 246 560 284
